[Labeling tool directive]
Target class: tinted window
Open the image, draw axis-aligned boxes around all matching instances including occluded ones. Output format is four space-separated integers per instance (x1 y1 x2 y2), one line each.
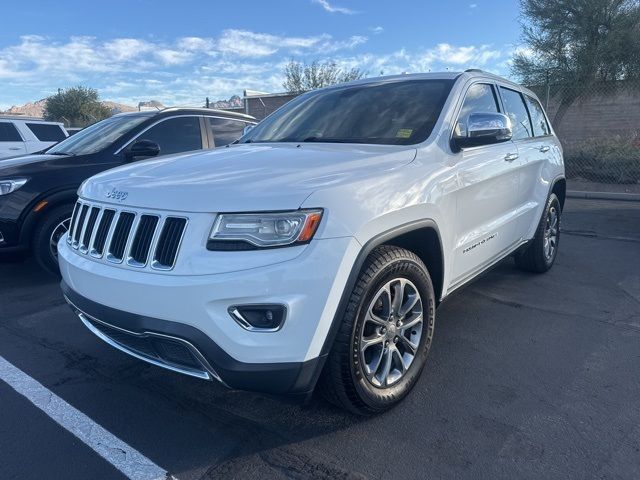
26 123 67 142
138 117 202 155
0 122 22 142
500 87 533 140
209 117 248 147
48 115 149 155
243 79 454 146
524 95 551 137
459 83 499 121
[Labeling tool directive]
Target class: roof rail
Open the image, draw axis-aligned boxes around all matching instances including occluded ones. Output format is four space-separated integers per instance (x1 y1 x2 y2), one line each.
464 68 487 73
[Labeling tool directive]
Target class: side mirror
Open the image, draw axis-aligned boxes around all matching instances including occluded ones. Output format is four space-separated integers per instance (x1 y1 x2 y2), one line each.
126 139 161 161
242 124 254 136
452 112 512 150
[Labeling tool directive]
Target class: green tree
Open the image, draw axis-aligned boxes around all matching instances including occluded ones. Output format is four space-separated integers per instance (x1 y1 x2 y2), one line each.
44 87 112 127
512 0 640 124
283 60 365 94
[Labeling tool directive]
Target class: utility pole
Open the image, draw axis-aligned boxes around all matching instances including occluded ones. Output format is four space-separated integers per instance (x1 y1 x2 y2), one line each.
205 97 210 108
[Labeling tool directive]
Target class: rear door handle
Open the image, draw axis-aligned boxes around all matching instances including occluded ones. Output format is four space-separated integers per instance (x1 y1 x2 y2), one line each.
504 153 519 162
8 147 22 151
538 145 550 153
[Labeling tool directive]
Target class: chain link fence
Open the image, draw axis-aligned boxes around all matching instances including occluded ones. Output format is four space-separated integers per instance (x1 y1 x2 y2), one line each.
528 80 640 193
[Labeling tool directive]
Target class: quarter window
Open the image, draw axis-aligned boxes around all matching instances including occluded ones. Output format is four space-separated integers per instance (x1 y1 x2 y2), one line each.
208 117 248 147
26 123 67 142
0 122 22 142
138 117 203 156
499 87 533 140
524 95 551 137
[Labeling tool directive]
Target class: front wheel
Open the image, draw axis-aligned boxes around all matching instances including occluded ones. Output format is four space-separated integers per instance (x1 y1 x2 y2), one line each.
515 193 561 273
319 245 436 415
32 204 74 276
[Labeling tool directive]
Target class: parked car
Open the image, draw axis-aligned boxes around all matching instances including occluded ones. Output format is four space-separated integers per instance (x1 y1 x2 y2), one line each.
58 71 565 414
65 127 84 136
0 108 256 273
0 116 68 159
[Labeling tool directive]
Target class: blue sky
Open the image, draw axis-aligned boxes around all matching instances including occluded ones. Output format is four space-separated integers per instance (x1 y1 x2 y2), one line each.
0 0 525 109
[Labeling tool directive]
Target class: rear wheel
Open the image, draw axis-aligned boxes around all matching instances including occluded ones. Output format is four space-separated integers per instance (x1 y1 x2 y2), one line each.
33 204 74 276
319 245 436 415
515 193 561 273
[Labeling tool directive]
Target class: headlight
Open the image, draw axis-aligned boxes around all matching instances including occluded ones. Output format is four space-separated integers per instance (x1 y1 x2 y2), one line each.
0 178 28 196
208 209 323 249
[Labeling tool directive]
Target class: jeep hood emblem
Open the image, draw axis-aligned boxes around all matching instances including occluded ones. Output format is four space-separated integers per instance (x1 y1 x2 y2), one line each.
105 188 128 202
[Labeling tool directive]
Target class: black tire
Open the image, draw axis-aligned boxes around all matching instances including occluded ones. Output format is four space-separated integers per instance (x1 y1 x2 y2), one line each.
319 245 436 415
515 193 561 273
32 204 74 276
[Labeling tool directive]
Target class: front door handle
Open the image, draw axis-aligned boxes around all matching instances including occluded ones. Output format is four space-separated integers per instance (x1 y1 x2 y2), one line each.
538 145 550 153
504 152 519 162
8 147 22 151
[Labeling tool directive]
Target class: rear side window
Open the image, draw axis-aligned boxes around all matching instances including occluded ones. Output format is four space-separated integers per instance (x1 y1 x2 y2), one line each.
138 116 203 156
26 123 67 142
524 95 551 137
499 87 533 140
208 117 249 147
458 83 499 121
0 122 22 142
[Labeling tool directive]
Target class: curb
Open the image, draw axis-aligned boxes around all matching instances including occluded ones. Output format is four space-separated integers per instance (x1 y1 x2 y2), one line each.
567 190 640 202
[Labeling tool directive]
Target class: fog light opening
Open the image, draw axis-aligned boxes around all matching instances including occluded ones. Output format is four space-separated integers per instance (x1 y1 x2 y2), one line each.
228 305 286 332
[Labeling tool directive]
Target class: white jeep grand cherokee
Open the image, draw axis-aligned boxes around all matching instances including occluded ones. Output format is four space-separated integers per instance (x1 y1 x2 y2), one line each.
59 71 564 414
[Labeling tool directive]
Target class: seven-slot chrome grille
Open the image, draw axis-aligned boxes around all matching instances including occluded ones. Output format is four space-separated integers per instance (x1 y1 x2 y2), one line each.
67 200 187 270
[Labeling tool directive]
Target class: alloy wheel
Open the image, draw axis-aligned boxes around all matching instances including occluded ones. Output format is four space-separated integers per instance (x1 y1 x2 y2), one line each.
359 278 423 388
543 205 559 261
49 218 71 260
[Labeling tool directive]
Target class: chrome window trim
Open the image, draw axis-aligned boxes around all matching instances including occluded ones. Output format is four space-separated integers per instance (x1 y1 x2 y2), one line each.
114 114 253 155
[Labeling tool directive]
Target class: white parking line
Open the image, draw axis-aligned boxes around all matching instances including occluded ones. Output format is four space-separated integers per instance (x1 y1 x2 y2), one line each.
0 355 172 480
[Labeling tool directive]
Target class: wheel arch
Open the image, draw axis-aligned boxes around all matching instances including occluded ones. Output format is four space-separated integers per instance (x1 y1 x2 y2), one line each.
19 188 79 245
300 219 445 398
551 176 566 211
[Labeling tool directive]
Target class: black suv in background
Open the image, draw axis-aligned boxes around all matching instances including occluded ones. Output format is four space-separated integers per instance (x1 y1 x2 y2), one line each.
0 108 256 274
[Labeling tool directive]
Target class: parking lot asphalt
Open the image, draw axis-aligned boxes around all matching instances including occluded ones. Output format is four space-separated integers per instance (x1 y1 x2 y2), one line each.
1 198 639 480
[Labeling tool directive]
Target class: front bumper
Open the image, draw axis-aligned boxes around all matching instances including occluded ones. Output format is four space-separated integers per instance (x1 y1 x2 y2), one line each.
62 282 323 394
59 235 362 394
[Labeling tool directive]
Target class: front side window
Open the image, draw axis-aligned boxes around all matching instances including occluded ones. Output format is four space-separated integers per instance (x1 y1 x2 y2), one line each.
208 117 248 147
47 115 149 155
138 117 203 155
0 122 22 142
242 79 454 146
458 83 499 121
524 95 551 137
26 123 67 142
499 87 533 140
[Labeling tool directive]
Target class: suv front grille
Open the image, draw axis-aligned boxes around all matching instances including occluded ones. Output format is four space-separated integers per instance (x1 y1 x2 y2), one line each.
67 200 187 270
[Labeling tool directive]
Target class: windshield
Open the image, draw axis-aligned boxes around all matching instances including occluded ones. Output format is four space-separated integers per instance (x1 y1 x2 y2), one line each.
242 79 454 146
47 115 150 155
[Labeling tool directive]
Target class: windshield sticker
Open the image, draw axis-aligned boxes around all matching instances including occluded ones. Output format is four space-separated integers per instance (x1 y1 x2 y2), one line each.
396 128 413 139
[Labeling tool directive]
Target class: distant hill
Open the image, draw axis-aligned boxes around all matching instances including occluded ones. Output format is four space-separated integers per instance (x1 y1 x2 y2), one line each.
2 99 150 118
209 95 243 109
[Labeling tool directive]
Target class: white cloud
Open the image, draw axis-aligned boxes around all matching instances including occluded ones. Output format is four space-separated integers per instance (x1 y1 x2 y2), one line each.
312 0 357 14
216 29 330 57
371 26 384 34
0 32 509 110
470 3 478 8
